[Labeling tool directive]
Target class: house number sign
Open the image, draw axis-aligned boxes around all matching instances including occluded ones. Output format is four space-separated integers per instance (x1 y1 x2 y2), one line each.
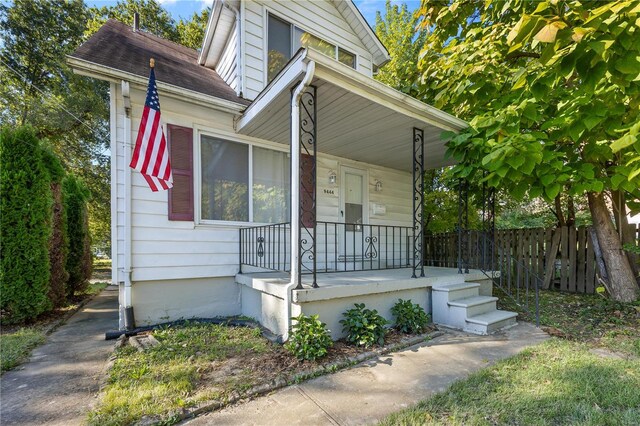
322 188 338 197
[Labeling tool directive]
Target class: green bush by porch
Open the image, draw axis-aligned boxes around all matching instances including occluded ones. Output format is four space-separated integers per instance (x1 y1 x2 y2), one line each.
286 314 333 361
391 299 430 334
341 303 388 347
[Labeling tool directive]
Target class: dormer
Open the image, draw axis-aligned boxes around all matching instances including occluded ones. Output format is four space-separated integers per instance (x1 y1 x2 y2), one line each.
199 0 390 100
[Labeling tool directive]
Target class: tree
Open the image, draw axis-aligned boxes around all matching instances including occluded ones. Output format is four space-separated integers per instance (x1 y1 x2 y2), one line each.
0 0 111 255
374 0 426 96
86 0 179 41
176 8 211 50
416 0 640 301
0 127 53 323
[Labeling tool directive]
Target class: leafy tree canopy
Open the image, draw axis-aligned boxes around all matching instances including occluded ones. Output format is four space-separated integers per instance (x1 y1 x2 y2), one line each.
374 0 426 96
1 0 210 253
416 0 640 206
415 0 640 301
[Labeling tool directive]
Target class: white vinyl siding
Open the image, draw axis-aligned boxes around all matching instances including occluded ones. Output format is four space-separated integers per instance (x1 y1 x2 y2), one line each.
242 0 375 100
217 20 239 92
113 86 411 284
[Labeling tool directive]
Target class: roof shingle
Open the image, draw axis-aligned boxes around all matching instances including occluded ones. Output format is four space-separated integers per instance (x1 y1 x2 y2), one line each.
70 19 249 106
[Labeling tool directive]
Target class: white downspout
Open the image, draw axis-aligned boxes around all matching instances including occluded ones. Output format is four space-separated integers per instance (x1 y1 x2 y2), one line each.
122 80 134 330
282 60 315 342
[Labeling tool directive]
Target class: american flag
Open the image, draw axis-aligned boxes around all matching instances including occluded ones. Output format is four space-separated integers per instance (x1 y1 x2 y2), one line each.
129 66 173 191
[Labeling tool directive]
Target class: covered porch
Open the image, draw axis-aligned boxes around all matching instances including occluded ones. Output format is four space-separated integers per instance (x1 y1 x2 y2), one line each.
230 49 508 340
235 48 468 288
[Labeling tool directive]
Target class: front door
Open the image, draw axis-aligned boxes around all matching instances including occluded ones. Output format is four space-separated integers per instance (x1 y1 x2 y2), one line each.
340 167 368 264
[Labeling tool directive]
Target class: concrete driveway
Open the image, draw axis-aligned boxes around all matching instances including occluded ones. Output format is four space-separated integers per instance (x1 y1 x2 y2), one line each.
1 286 118 425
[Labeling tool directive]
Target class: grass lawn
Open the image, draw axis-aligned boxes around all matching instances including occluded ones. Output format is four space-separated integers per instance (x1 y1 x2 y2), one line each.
381 290 640 426
89 320 435 425
89 323 273 425
0 328 46 372
0 281 110 373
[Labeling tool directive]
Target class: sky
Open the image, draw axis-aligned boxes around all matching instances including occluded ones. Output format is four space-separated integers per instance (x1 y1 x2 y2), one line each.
85 0 421 26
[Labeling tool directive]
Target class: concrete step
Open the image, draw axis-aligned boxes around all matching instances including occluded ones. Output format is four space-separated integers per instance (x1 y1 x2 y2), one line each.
464 310 518 335
432 282 481 302
448 296 498 317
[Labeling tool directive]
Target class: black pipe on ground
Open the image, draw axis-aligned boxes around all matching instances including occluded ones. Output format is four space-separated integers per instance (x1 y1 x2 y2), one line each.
104 317 267 341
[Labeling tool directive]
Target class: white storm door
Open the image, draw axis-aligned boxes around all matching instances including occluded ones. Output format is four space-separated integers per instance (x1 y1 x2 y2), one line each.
340 167 368 260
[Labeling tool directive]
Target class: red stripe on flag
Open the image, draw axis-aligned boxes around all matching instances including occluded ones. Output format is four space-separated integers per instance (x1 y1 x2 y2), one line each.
129 106 150 168
140 111 161 175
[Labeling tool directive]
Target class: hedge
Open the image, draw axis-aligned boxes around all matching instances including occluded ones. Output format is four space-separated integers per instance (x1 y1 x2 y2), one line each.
41 144 69 308
63 174 92 296
0 127 53 323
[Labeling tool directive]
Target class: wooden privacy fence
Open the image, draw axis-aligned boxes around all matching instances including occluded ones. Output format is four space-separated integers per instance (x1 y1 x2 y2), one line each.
424 224 640 294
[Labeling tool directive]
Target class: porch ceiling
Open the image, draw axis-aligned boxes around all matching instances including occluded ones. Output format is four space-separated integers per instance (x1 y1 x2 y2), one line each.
235 49 468 171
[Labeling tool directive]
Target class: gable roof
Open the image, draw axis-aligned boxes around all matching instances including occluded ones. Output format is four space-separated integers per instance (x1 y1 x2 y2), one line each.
199 0 390 69
69 19 249 106
331 1 390 66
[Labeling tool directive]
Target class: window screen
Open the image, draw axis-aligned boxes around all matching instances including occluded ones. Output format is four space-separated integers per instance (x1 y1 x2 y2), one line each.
200 136 249 222
253 147 290 223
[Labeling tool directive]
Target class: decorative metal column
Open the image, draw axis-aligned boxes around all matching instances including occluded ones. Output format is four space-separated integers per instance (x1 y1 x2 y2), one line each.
412 127 425 278
481 177 496 271
457 178 469 274
298 86 318 288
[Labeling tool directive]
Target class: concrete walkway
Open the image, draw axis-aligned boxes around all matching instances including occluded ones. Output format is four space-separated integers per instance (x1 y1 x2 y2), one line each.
1 286 119 426
185 323 548 426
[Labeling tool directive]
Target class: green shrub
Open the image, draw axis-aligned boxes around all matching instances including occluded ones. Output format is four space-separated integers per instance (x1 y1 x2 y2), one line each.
286 314 333 361
63 175 92 296
340 303 388 347
391 299 430 334
0 126 53 323
41 145 68 307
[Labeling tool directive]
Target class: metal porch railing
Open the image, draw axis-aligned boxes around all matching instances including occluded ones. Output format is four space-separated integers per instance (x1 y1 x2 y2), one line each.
239 221 415 275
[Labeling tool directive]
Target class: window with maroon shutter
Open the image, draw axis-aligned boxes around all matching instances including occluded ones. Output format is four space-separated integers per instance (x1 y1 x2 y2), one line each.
167 124 194 221
300 153 316 228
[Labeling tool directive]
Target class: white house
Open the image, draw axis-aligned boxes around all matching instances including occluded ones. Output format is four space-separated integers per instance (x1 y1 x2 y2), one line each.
69 0 516 340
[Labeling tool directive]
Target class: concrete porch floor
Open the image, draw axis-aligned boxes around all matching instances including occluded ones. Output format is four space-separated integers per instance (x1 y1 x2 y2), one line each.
236 267 489 302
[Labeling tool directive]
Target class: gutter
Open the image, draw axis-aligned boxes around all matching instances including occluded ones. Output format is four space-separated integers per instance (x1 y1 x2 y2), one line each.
282 60 316 342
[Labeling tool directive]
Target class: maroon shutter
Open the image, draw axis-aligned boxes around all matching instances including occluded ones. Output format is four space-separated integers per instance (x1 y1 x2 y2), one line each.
300 154 316 228
167 124 194 221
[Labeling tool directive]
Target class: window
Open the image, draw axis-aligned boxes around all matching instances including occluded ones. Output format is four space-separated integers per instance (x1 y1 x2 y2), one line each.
200 135 290 223
253 146 290 223
267 13 356 81
338 48 356 69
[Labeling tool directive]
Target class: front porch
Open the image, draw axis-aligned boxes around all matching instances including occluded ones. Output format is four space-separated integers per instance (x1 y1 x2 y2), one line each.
237 267 493 340
233 48 515 340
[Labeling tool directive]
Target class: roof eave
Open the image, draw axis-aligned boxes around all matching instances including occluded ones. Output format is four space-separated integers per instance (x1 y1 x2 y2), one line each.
67 55 248 113
198 0 224 66
342 0 391 66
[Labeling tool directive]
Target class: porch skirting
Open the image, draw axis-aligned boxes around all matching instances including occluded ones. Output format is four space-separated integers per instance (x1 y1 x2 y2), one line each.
236 268 489 340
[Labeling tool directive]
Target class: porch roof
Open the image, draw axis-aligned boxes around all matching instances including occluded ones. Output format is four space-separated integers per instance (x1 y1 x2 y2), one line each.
235 49 468 171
